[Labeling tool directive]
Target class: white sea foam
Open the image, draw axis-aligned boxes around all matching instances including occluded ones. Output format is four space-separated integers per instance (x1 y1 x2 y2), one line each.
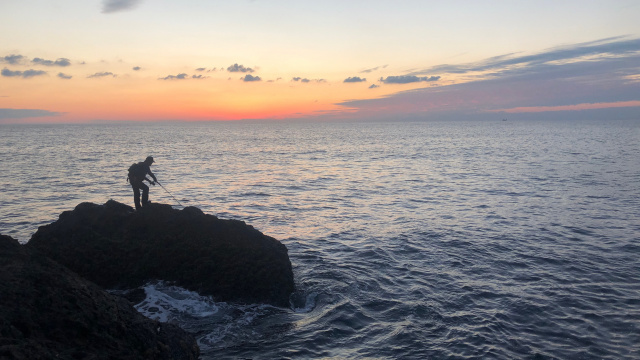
131 281 277 353
134 282 219 322
292 291 318 313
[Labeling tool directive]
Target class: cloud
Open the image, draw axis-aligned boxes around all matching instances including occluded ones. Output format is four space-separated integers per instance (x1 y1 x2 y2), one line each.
360 65 388 73
87 72 116 78
32 57 71 67
2 68 24 77
23 69 47 78
410 36 640 77
0 108 62 120
380 75 440 84
2 68 47 78
195 67 221 72
133 66 141 71
1 54 25 65
242 74 261 82
344 76 367 83
191 74 207 79
102 0 143 13
336 37 640 121
227 63 254 73
159 73 188 80
292 77 326 83
369 84 379 89
57 72 72 79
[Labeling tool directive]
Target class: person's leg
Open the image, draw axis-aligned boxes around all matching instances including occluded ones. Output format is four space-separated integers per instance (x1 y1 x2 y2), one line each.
131 182 142 210
140 182 150 206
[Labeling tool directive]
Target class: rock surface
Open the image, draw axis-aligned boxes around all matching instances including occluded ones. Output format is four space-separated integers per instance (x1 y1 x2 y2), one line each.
0 234 199 360
27 200 295 307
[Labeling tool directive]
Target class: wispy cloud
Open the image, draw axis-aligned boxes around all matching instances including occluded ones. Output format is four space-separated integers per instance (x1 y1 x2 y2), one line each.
380 75 440 84
369 84 379 89
32 57 71 67
133 66 141 71
337 37 640 120
344 76 367 83
1 54 25 65
102 0 143 13
196 67 221 72
360 65 388 73
227 63 254 73
1 68 47 78
409 36 640 77
57 72 72 79
158 73 207 80
87 72 116 78
292 77 325 83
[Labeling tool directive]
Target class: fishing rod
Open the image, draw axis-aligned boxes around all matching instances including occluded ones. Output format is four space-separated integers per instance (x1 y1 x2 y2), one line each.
155 180 184 207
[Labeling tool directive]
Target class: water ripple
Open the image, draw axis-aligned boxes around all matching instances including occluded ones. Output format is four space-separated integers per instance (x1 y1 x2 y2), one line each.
1 120 639 359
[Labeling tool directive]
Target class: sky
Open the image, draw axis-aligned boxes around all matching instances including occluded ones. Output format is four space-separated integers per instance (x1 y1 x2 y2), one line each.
1 0 639 123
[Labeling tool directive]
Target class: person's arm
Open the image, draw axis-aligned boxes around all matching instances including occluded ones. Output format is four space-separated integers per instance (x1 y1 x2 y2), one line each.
147 168 158 183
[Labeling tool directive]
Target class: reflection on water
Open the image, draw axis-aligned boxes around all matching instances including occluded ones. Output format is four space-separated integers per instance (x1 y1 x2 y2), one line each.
1 119 639 359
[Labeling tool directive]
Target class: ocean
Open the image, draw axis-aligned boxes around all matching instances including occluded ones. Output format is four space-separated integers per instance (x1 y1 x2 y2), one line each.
1 119 639 359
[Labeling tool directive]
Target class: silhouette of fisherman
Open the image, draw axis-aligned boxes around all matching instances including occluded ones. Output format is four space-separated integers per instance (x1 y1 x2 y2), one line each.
127 156 158 210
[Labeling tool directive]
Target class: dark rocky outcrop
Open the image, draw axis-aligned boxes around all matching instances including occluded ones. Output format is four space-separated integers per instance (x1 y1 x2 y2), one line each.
0 234 199 360
27 200 295 307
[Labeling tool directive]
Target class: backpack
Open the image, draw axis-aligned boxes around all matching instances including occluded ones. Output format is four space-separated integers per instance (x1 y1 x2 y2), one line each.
127 162 146 182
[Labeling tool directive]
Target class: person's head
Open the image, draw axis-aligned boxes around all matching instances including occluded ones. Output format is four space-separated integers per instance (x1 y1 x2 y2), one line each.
144 156 154 165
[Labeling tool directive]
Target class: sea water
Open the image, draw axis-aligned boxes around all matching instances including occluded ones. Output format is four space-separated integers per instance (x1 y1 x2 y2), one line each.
0 119 639 359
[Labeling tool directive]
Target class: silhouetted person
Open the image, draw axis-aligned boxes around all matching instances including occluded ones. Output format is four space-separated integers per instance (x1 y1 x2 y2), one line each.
127 156 157 210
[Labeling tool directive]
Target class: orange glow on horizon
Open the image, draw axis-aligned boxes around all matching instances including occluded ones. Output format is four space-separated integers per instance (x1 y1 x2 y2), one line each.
492 101 640 113
1 71 401 122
